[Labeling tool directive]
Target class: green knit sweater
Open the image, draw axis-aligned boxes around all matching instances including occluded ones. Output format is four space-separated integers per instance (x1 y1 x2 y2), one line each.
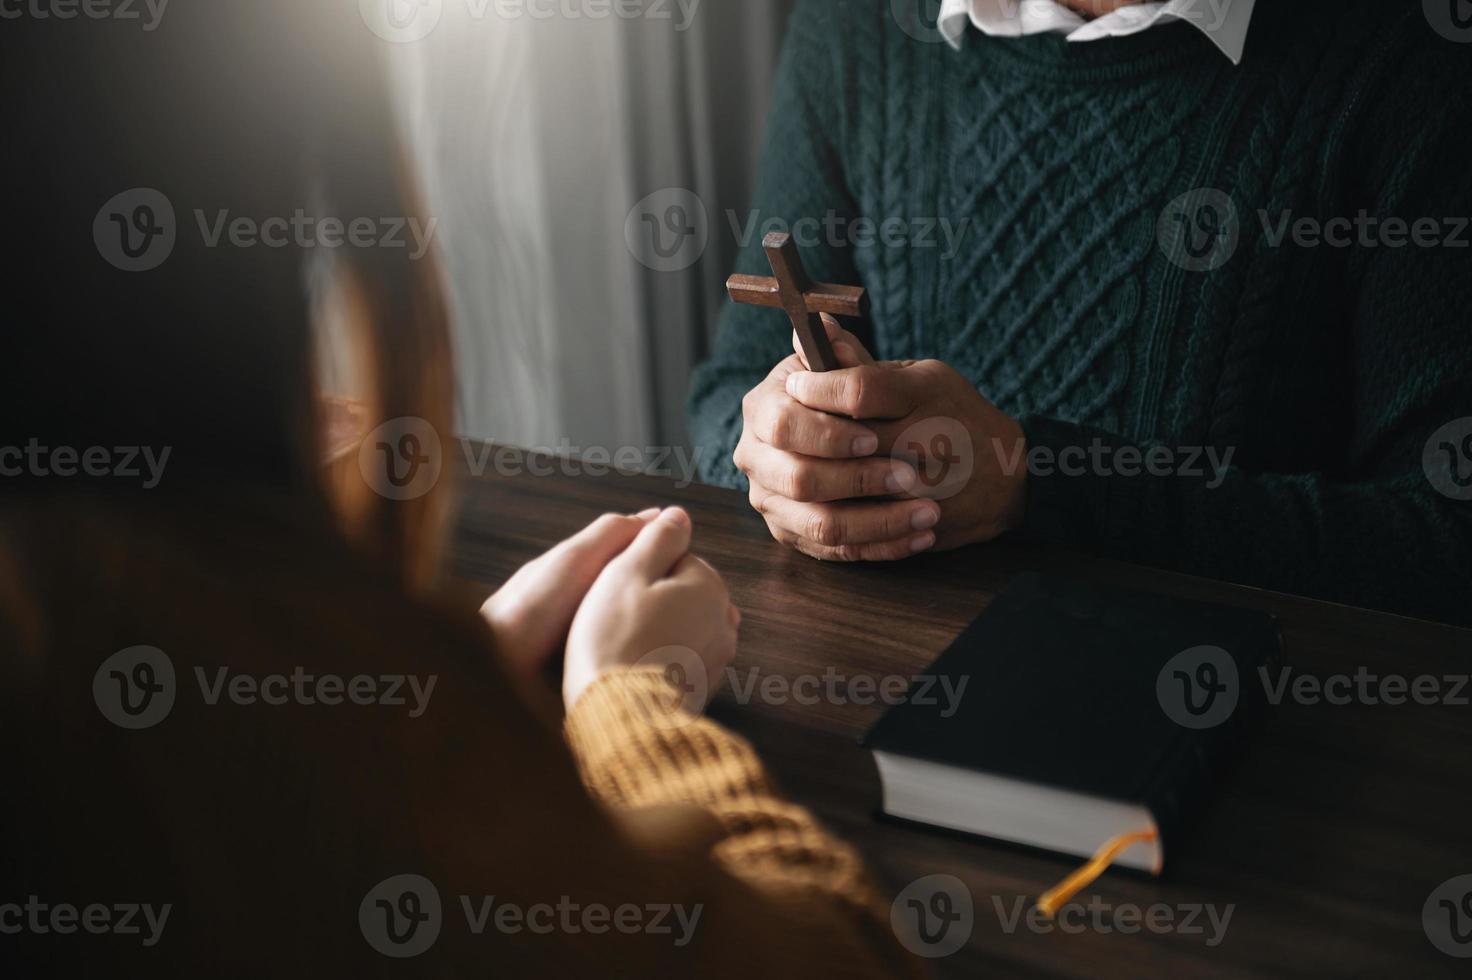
688 0 1472 625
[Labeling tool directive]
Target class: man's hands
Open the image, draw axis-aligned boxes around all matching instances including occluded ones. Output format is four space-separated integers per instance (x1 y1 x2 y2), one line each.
735 316 1028 560
734 317 941 561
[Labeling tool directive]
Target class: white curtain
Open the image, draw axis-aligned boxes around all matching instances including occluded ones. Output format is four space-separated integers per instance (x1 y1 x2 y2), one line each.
383 1 793 458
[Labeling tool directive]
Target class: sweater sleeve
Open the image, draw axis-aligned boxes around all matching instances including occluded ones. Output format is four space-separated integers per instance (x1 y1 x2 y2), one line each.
564 667 923 978
688 0 867 490
1018 29 1472 626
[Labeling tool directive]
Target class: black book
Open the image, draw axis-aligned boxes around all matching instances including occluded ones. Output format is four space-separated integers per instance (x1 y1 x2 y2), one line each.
862 572 1282 874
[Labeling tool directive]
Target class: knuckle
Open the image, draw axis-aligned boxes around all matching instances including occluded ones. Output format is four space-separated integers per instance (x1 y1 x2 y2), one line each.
838 373 866 415
871 509 896 540
804 509 843 547
768 405 797 449
644 521 680 547
786 462 819 502
811 416 842 455
732 440 750 474
915 359 953 391
848 367 886 416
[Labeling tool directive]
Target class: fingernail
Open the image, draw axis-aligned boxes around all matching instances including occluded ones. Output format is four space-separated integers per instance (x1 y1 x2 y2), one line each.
910 505 939 531
662 507 690 526
852 434 879 456
784 374 804 398
885 464 916 494
635 507 661 521
910 531 936 553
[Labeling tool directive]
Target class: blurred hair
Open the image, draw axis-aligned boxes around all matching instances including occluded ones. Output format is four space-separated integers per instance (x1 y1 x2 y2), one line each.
0 0 454 588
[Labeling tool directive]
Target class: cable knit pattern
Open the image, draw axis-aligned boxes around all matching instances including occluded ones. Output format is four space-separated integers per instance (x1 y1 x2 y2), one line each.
564 668 882 915
688 0 1472 624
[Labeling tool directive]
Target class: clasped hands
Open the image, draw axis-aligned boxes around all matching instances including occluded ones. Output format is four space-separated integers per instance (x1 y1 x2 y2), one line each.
735 316 1029 561
480 506 740 712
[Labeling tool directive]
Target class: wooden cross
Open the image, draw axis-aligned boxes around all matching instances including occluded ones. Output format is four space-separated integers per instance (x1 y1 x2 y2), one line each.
726 231 868 373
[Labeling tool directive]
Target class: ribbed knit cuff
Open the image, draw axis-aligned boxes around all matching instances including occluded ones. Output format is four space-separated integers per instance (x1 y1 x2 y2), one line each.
563 668 770 811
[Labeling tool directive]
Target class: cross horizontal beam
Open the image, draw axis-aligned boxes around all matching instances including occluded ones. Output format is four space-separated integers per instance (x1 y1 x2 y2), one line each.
724 275 869 318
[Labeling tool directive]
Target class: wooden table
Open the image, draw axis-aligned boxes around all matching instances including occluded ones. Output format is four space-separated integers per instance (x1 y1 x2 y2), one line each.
448 447 1471 978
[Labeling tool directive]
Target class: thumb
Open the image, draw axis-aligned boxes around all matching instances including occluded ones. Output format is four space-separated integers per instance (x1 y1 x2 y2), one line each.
611 507 693 581
793 314 876 369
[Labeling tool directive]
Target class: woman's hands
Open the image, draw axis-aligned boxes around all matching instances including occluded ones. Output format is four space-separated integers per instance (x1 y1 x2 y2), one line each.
563 507 739 711
480 508 660 680
480 507 739 713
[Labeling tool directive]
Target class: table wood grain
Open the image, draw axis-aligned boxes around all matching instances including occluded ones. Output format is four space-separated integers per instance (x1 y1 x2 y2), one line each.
448 446 1472 978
